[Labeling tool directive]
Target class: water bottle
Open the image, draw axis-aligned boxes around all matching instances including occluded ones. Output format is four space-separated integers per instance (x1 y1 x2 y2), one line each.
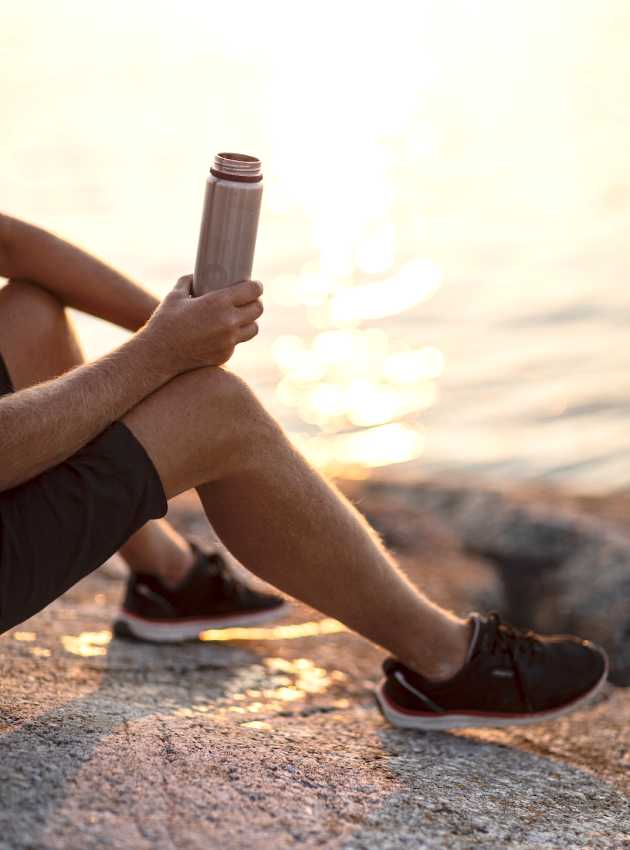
193 152 263 295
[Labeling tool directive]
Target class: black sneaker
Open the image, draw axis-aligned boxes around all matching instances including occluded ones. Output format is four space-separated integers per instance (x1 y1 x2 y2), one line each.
113 544 287 642
376 612 608 730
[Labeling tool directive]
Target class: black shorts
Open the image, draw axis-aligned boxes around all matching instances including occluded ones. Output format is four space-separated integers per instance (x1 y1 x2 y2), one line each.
0 354 167 634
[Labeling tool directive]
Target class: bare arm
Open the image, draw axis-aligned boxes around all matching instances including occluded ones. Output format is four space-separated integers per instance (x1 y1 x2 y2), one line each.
0 334 172 491
0 277 264 492
0 213 159 331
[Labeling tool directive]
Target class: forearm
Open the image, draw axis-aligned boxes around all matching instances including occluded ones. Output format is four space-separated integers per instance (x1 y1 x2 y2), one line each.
0 214 159 331
0 332 172 492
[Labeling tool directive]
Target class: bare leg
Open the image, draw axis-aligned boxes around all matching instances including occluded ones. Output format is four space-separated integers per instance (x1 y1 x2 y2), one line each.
117 520 194 586
124 368 471 680
0 279 193 585
0 279 83 387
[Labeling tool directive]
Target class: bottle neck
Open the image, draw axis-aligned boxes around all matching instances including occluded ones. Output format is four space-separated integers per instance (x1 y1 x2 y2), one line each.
210 152 262 183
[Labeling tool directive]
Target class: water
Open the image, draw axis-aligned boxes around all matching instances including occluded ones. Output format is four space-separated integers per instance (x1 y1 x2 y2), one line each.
2 0 630 492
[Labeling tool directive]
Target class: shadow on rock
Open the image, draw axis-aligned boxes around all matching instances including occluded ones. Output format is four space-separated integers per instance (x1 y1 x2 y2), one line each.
342 725 629 850
0 637 255 850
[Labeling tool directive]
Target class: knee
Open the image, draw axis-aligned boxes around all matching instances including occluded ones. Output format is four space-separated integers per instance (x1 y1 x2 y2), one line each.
2 278 66 340
175 366 278 456
198 367 268 428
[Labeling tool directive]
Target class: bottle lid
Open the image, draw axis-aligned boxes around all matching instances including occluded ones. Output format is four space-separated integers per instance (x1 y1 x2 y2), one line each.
211 152 262 183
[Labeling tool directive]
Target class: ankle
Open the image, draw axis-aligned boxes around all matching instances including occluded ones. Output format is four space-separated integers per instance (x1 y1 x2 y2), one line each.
131 542 196 589
406 618 473 683
154 545 196 588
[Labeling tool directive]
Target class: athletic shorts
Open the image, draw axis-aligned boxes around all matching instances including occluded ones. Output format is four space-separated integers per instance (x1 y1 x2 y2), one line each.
0 353 167 634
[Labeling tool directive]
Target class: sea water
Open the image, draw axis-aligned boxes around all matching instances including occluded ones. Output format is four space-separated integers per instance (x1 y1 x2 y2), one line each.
2 1 629 491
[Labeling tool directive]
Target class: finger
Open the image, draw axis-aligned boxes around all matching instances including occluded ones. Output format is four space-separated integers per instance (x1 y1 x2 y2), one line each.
236 322 259 343
236 299 264 325
173 275 193 295
230 279 263 306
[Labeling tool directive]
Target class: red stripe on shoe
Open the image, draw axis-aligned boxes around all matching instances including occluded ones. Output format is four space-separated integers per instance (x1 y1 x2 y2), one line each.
381 679 605 720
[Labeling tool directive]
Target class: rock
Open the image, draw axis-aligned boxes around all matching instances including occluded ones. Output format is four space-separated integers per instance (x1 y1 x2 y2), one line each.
360 498 508 617
0 479 629 849
359 481 630 685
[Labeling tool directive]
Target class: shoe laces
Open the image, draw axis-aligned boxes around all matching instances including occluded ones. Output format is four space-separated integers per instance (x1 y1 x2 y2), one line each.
480 612 543 710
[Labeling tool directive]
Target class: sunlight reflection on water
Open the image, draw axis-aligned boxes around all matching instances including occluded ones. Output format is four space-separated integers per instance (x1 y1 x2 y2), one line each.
275 332 441 426
3 1 630 490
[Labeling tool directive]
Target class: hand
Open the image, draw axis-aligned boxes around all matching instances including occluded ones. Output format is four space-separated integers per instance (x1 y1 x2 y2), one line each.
140 274 264 374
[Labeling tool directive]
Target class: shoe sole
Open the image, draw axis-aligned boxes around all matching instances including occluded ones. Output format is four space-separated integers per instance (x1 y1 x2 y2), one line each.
375 653 609 731
112 602 290 643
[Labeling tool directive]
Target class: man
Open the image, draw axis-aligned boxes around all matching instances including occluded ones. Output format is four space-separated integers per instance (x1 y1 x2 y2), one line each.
0 213 608 731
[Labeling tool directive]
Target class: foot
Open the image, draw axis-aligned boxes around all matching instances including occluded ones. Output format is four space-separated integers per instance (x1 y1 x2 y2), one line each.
113 544 287 642
376 612 609 730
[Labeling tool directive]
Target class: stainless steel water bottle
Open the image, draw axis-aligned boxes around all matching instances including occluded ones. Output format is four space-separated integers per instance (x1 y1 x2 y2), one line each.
193 152 263 295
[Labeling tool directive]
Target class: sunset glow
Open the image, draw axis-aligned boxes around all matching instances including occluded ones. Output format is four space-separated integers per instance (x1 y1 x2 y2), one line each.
3 1 628 488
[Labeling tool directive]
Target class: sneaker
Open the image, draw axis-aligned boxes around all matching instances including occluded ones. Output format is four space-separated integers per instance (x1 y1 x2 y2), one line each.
113 544 287 642
376 612 609 730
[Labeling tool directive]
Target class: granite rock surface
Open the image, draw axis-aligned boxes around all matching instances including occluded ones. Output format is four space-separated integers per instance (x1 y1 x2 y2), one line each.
0 483 628 849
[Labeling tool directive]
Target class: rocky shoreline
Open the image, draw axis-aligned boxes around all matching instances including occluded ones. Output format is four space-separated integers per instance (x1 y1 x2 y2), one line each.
347 478 630 685
0 477 628 849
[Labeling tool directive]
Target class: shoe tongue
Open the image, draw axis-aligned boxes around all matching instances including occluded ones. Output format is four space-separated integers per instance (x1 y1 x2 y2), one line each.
166 548 222 597
189 550 225 584
464 614 482 665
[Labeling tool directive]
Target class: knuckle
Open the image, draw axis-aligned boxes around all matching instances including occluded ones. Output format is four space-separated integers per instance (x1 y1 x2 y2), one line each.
218 309 235 328
215 290 232 307
198 292 214 310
